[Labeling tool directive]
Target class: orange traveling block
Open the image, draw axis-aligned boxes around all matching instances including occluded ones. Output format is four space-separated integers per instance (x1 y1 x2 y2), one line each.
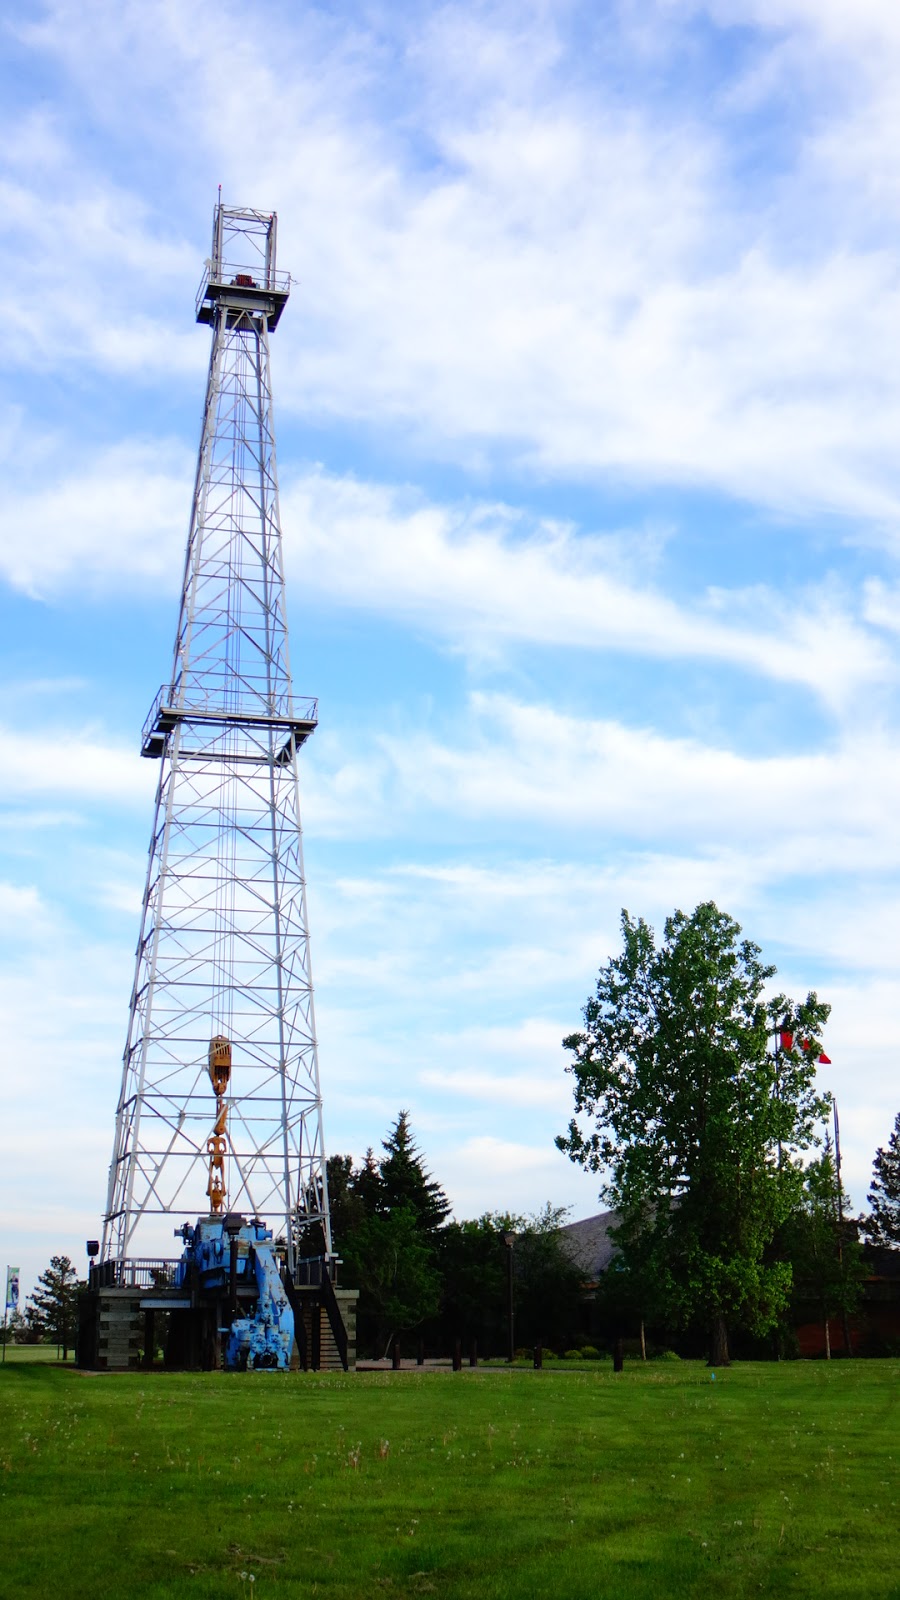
208 1034 232 1095
206 1036 232 1214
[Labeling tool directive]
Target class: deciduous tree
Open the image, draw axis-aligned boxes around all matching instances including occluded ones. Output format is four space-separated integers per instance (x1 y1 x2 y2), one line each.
434 1206 585 1356
557 902 831 1364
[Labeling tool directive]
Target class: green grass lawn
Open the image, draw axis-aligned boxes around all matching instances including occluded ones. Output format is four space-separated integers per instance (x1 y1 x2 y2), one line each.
1 1361 898 1599
0 1343 73 1364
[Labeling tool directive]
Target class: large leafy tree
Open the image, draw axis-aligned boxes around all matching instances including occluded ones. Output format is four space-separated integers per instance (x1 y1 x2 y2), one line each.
435 1206 584 1356
437 1214 512 1351
27 1256 81 1358
343 1206 442 1357
512 1204 587 1352
557 902 831 1364
865 1112 900 1245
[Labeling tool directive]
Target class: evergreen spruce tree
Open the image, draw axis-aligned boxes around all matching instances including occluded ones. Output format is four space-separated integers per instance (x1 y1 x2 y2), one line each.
27 1256 80 1358
354 1147 384 1216
378 1111 451 1233
327 1116 449 1355
866 1112 900 1245
784 1138 864 1357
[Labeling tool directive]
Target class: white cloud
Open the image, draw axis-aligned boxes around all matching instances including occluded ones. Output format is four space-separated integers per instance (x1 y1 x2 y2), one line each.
438 1135 598 1221
0 881 50 937
286 471 891 710
3 448 891 709
0 720 152 804
6 2 900 523
375 691 900 862
418 1021 575 1110
0 438 190 597
0 170 202 378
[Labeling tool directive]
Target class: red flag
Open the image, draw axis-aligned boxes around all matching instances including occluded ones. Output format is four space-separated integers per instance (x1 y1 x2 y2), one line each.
817 1052 831 1065
780 1029 794 1051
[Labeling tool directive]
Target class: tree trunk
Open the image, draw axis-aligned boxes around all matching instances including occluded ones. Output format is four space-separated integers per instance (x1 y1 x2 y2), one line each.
639 1319 647 1361
824 1318 831 1360
708 1312 730 1366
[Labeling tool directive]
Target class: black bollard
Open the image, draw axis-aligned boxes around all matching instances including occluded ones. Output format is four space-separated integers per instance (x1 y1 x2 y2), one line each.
613 1336 624 1373
143 1308 155 1370
533 1343 542 1370
469 1338 478 1368
392 1338 401 1370
417 1336 425 1367
453 1338 462 1372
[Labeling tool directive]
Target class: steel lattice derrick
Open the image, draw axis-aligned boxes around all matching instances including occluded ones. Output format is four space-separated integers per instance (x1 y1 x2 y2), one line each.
101 206 330 1273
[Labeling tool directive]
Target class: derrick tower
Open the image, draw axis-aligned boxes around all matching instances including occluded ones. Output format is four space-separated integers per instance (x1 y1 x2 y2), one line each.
101 204 331 1275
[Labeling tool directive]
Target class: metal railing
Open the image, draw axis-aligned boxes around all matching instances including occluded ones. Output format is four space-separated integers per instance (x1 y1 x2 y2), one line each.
141 684 318 750
90 1258 180 1290
196 261 291 320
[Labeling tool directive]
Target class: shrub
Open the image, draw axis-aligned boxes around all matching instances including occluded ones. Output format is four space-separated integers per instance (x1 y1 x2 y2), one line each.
564 1349 582 1360
579 1345 602 1360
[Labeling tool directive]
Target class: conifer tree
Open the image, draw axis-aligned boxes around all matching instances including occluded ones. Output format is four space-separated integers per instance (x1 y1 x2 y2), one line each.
327 1116 449 1355
27 1256 80 1359
784 1138 863 1357
378 1111 451 1233
866 1112 900 1245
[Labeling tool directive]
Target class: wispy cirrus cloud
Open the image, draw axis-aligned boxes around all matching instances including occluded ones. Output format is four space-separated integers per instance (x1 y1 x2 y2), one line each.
7 1 900 523
0 450 890 709
0 438 191 597
0 720 152 805
285 471 891 711
379 691 900 855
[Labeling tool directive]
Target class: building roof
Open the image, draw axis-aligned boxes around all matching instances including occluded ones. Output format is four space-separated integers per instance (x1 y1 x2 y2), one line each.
863 1243 900 1280
559 1210 619 1280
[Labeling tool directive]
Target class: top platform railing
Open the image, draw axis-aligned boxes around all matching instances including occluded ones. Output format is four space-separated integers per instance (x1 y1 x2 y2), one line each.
196 258 291 328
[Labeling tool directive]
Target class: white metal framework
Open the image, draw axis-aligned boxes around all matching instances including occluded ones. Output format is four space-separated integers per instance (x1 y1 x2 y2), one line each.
101 204 331 1273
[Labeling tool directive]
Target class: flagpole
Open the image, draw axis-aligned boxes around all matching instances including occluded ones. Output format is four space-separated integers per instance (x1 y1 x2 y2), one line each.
833 1101 854 1358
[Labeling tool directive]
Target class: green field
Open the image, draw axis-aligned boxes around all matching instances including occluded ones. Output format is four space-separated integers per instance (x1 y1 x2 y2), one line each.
1 1361 898 1599
0 1343 73 1364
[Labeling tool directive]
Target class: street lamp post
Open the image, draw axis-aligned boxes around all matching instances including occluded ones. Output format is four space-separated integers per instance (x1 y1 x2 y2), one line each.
501 1232 516 1363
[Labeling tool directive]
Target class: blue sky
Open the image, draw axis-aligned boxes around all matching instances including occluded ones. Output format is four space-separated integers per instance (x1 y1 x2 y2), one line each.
4 0 900 1295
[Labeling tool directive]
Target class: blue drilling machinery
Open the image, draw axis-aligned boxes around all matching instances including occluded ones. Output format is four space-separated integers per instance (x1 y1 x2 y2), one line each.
165 1036 297 1371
